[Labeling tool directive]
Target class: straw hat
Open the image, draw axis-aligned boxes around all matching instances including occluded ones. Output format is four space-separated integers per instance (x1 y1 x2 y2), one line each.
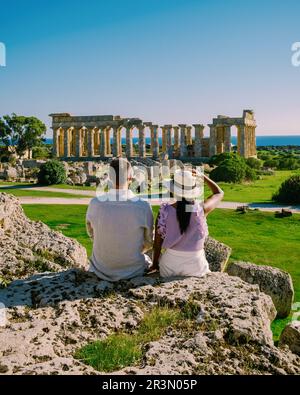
163 169 202 199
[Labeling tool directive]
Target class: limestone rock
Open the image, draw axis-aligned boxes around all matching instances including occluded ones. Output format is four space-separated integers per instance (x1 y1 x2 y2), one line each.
204 236 231 272
0 270 299 375
130 273 276 346
3 166 17 181
226 261 294 318
68 169 87 186
0 193 88 283
280 321 300 355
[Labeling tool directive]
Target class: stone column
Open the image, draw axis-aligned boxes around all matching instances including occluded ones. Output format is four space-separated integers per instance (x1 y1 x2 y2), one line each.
186 126 193 145
224 125 231 153
126 126 133 157
238 125 246 157
87 128 95 157
75 128 83 158
173 126 179 152
106 128 111 155
118 128 123 157
252 127 257 156
164 124 173 157
209 124 217 157
150 127 154 153
152 124 159 159
63 128 70 158
69 128 76 156
247 126 251 157
178 124 187 157
100 128 107 157
162 128 167 152
57 130 62 157
93 128 100 155
193 124 204 157
138 125 146 157
112 126 121 157
52 128 58 157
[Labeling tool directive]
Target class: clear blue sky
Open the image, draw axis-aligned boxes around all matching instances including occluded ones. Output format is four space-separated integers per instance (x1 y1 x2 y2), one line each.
1 0 300 137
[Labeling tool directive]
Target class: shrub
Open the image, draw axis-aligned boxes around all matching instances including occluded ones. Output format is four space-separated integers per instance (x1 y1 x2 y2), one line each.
272 175 300 204
210 158 246 183
245 166 259 181
277 158 300 170
258 153 271 161
208 152 240 166
37 160 66 185
246 157 262 170
263 159 279 169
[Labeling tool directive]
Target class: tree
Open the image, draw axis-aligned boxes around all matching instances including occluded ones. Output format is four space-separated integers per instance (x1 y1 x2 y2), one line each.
210 158 247 183
37 160 66 185
272 175 300 204
208 152 240 167
246 157 262 170
32 144 51 159
0 113 46 159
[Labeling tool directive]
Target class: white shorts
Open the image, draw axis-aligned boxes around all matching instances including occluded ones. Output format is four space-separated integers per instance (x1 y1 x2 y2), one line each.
159 248 210 278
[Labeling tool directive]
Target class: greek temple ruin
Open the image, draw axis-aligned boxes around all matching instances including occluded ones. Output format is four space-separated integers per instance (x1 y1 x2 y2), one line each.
50 110 256 160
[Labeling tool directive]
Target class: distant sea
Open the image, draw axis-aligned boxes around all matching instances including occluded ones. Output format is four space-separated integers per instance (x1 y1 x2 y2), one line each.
45 135 300 147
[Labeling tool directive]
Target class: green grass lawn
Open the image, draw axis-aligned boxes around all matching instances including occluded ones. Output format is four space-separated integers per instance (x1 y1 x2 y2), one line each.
51 184 95 190
211 170 299 203
23 204 300 301
48 170 300 203
0 182 92 198
1 169 298 202
23 204 90 249
0 187 91 198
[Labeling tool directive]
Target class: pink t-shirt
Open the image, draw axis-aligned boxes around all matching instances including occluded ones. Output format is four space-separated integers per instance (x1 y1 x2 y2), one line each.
157 202 208 251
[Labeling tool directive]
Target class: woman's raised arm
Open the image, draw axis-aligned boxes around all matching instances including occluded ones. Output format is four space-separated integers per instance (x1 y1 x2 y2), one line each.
203 174 224 216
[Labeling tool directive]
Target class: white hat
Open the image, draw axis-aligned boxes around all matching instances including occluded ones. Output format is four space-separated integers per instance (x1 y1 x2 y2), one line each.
163 169 202 199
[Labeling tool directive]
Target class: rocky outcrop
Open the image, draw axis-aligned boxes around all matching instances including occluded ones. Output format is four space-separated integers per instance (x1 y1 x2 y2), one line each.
0 193 88 283
226 261 294 318
0 192 299 375
280 321 300 356
0 270 299 375
204 236 231 272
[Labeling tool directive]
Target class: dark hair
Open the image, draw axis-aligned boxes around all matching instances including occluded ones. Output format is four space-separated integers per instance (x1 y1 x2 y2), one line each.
176 198 193 234
109 158 132 186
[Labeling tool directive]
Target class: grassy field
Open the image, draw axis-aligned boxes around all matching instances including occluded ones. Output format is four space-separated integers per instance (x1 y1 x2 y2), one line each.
0 182 92 198
2 170 298 202
0 187 91 198
205 170 299 203
23 203 300 340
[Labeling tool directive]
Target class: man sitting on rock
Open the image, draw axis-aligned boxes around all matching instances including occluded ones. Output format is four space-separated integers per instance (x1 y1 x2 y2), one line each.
86 158 153 281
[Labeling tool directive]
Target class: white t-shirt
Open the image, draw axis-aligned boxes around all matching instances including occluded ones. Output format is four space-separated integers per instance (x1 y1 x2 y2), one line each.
86 189 153 281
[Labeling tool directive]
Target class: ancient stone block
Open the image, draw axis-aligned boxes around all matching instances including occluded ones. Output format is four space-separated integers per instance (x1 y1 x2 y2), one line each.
226 261 294 318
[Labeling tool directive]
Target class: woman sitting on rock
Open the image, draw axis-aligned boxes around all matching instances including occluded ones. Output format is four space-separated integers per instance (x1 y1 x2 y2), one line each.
152 169 224 278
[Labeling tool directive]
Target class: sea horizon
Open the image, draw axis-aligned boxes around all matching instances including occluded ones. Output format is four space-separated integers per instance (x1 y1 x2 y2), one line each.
45 135 300 147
